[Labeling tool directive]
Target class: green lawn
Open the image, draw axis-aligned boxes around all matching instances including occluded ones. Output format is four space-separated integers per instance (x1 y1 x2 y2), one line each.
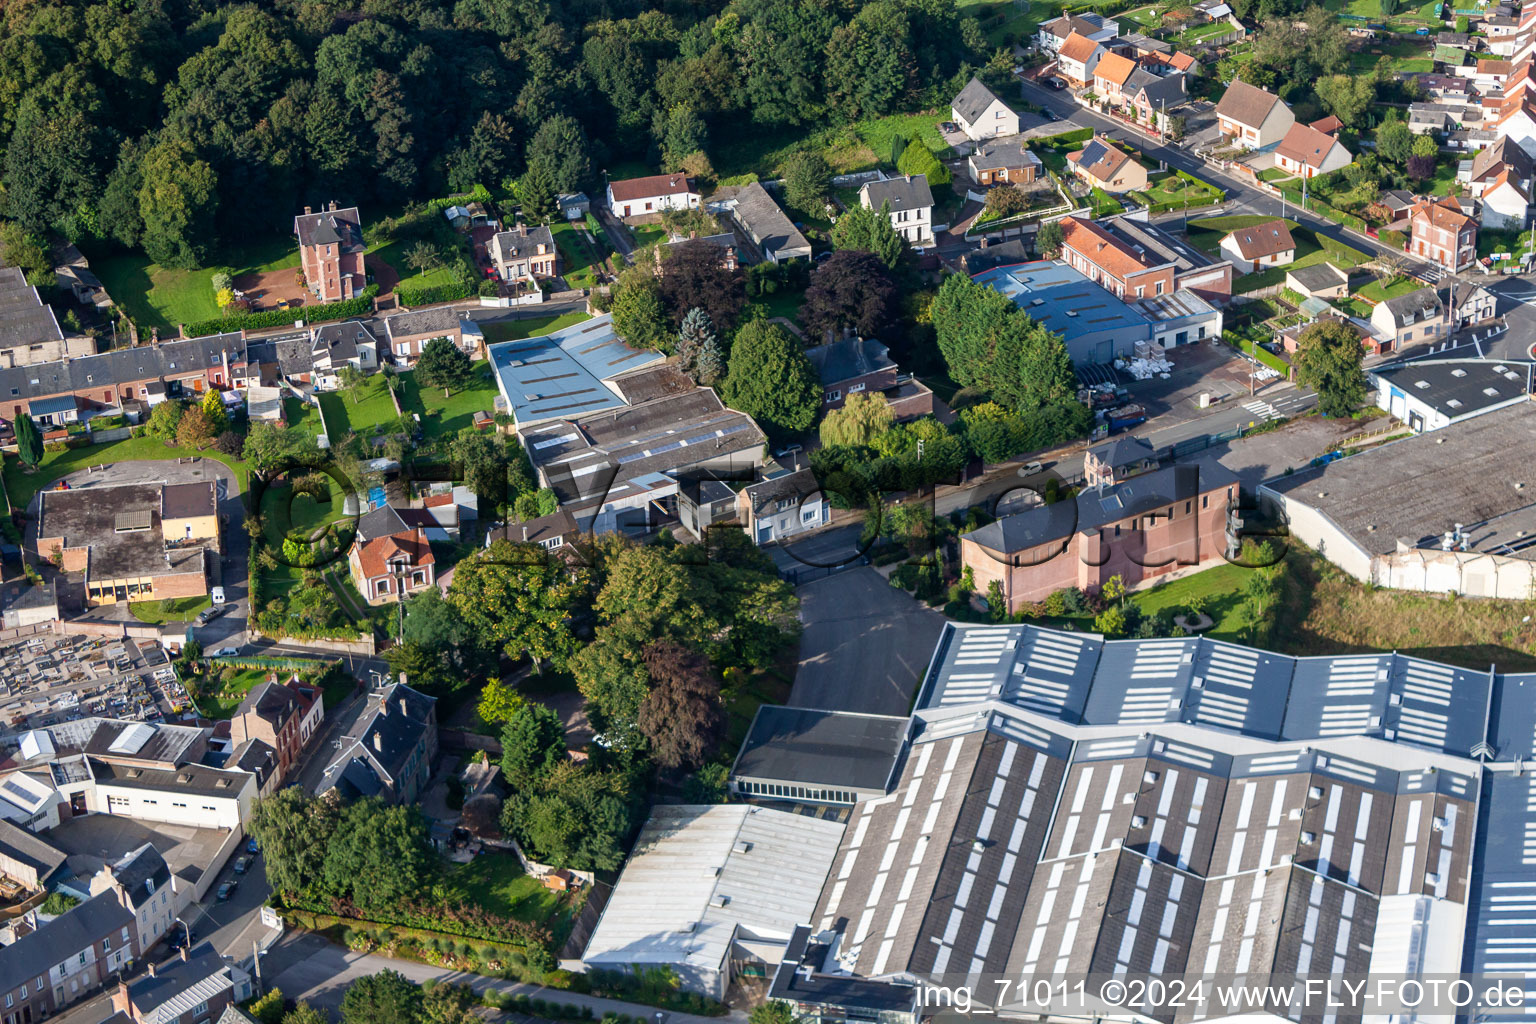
319 377 406 439
1120 4 1164 26
446 853 583 947
373 238 461 292
201 668 272 720
5 438 249 515
401 363 502 441
1257 167 1295 183
550 221 604 290
1357 277 1425 302
750 286 809 327
285 397 325 437
1088 187 1125 217
1133 564 1272 644
1184 218 1370 294
1174 18 1240 43
257 477 351 550
958 0 1063 45
1138 172 1224 209
129 595 212 625
629 224 669 251
88 234 300 334
480 311 592 343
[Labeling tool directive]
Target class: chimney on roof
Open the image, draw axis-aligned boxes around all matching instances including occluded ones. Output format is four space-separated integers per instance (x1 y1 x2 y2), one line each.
329 200 338 212
399 697 407 716
304 206 312 216
147 962 157 978
373 732 383 753
179 945 189 962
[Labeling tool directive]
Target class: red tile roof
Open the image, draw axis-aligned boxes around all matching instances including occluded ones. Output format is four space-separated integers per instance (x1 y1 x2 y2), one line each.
1060 218 1155 281
608 174 696 203
1275 122 1344 171
1409 195 1475 232
1094 52 1138 86
1309 115 1343 136
1058 31 1102 64
355 528 434 581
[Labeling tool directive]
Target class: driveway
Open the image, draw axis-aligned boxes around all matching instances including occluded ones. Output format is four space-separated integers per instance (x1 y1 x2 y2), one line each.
791 568 946 716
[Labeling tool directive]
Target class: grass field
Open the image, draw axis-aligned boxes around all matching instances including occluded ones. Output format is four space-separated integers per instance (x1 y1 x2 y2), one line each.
404 364 502 441
285 398 325 437
373 238 461 292
257 477 351 549
712 109 954 181
1184 216 1369 294
1088 187 1126 217
89 235 300 334
751 286 809 327
1356 276 1424 302
1138 172 1224 209
4 439 249 514
446 853 584 947
629 224 669 251
480 311 592 344
319 377 405 439
201 668 274 720
550 221 604 290
958 0 1063 45
129 595 212 625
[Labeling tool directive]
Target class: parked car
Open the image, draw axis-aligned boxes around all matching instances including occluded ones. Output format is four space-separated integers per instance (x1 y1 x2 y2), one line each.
233 856 250 875
210 586 226 606
1046 77 1067 90
247 837 260 855
210 646 240 658
195 605 223 627
217 881 237 901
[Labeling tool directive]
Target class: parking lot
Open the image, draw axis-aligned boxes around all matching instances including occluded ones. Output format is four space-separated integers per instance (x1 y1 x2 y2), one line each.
0 633 191 740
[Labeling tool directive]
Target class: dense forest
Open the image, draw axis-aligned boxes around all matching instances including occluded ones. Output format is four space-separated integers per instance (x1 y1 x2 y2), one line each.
0 0 996 269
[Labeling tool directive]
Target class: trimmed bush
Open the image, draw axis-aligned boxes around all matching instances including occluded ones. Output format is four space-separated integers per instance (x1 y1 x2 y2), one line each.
186 285 379 336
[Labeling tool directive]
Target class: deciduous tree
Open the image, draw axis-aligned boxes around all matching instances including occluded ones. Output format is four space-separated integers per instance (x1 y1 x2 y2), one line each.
446 539 588 671
1035 219 1065 258
611 278 670 353
638 640 724 770
819 391 894 447
782 151 832 218
800 249 900 343
1294 319 1367 417
656 238 747 331
341 971 423 1024
176 406 214 449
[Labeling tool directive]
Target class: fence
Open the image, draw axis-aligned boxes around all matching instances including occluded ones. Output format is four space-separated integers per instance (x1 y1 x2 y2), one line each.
780 556 869 587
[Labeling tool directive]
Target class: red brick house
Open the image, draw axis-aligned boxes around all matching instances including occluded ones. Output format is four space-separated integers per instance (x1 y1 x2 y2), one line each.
229 680 308 786
804 338 934 420
348 505 436 605
962 462 1239 613
294 202 366 302
1406 195 1478 273
1059 216 1174 299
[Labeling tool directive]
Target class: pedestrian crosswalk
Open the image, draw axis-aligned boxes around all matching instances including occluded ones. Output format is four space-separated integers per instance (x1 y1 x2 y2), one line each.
1242 399 1276 421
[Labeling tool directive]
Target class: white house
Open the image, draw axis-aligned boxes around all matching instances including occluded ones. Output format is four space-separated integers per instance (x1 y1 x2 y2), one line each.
1036 12 1118 52
605 173 700 221
1055 31 1105 86
1219 219 1296 272
89 844 186 954
858 174 935 244
951 77 1019 141
1214 79 1294 150
1481 170 1531 228
1274 122 1352 178
309 321 378 390
736 470 830 545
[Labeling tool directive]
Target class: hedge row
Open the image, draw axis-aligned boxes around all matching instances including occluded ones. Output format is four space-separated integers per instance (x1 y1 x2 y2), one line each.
185 285 379 337
396 280 474 307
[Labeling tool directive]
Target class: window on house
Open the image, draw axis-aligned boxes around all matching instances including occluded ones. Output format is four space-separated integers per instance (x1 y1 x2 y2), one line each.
1202 495 1209 508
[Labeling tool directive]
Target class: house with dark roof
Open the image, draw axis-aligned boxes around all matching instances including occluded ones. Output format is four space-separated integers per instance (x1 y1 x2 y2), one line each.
1371 357 1532 432
110 942 252 1024
489 222 560 282
89 843 181 953
0 890 137 1020
858 175 934 244
486 508 580 552
1083 435 1156 487
293 202 366 303
317 682 438 805
1214 79 1294 149
605 174 699 221
804 338 933 420
1036 12 1117 53
229 678 311 786
736 469 830 545
382 306 474 364
962 460 1240 611
347 504 435 605
707 182 811 263
0 264 93 368
1370 285 1449 353
951 77 1019 142
0 817 65 891
966 138 1042 186
1066 135 1149 193
1124 68 1188 129
1218 218 1296 272
308 321 378 389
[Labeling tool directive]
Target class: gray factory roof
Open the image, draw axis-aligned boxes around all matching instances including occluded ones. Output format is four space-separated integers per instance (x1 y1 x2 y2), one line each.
0 816 66 882
1101 215 1218 273
36 483 206 581
489 313 663 425
1263 401 1536 557
972 259 1151 341
90 758 253 799
731 707 908 791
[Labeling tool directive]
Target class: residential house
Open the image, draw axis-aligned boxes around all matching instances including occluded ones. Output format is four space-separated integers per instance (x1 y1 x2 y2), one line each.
0 266 93 369
1274 122 1353 179
1091 51 1139 104
0 578 58 630
1310 115 1344 135
286 677 325 748
1083 436 1157 488
557 193 590 220
1218 219 1296 272
1448 280 1498 327
1406 195 1478 272
1374 188 1418 230
1417 74 1475 102
1474 57 1515 92
1462 137 1533 228
961 461 1239 611
1284 262 1350 299
1480 170 1531 229
1055 32 1106 87
347 504 435 605
803 337 934 420
317 682 438 804
1059 215 1173 298
676 478 739 542
1095 214 1234 298
708 182 812 263
382 307 475 364
658 233 740 273
606 174 699 220
1124 69 1187 130
1492 93 1536 156
88 844 182 955
110 943 252 1024
0 891 137 1022
228 680 309 786
308 321 378 390
967 139 1042 186
486 508 580 552
1214 80 1294 150
1066 135 1149 192
488 223 560 282
1409 105 1457 135
1370 286 1449 353
1036 13 1118 53
293 203 366 303
858 175 935 244
738 469 830 545
951 77 1020 141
